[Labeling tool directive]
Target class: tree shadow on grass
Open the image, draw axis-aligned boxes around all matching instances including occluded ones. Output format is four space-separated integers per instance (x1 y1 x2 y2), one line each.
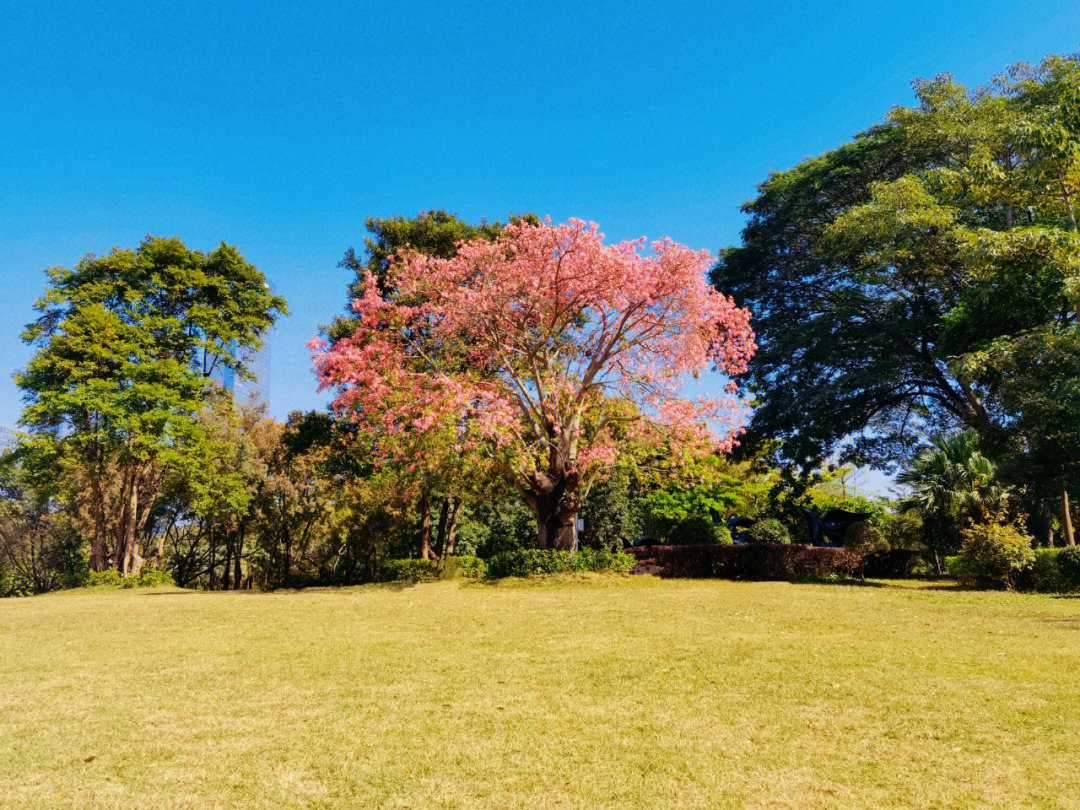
794 577 962 592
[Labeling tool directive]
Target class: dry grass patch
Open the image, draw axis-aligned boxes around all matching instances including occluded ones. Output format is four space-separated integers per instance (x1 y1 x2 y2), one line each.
1 577 1079 808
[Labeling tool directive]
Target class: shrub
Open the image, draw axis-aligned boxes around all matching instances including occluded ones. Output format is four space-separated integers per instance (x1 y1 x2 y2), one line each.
624 543 858 580
486 548 635 578
134 569 175 588
668 516 730 546
1057 546 1080 591
959 522 1035 590
843 522 890 579
378 559 440 583
87 570 124 588
86 568 176 589
568 548 636 575
1019 548 1065 593
746 519 791 545
881 511 924 551
447 555 488 579
945 555 975 584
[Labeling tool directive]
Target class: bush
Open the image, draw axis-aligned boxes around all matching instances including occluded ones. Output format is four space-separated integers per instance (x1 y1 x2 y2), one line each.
746 519 791 545
134 569 175 588
945 554 974 583
1019 548 1065 593
1057 546 1080 591
624 543 858 580
959 522 1035 590
487 550 572 577
668 516 731 546
447 555 488 579
881 511 924 551
568 548 636 575
87 570 124 588
486 548 635 578
377 559 440 583
843 522 889 579
86 568 175 589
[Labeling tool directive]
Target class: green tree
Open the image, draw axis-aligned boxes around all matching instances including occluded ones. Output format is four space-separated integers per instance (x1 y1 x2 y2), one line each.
898 431 1003 569
17 237 286 574
714 53 1080 503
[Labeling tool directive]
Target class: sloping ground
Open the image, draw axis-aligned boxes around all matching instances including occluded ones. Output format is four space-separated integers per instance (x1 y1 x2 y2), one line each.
1 577 1079 809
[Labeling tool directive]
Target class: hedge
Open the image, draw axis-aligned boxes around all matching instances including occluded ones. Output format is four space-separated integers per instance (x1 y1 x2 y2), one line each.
625 543 859 580
486 548 635 578
377 559 440 583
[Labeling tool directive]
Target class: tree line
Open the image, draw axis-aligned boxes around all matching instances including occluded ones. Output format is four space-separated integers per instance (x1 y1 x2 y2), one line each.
5 52 1080 593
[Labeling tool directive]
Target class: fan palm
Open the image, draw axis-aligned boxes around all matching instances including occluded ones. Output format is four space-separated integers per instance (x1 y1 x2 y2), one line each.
898 431 1004 567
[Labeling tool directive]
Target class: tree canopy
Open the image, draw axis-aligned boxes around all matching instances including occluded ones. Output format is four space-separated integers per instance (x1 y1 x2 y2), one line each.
714 54 1080 499
16 236 287 573
314 218 756 550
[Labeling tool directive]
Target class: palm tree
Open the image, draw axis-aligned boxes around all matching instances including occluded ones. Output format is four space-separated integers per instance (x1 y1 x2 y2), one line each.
898 431 1004 571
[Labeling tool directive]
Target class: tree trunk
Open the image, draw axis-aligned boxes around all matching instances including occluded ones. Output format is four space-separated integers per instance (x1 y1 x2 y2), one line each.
418 491 433 560
536 505 578 552
233 522 245 590
445 498 463 556
1062 490 1076 547
118 476 140 575
222 540 233 591
433 496 451 559
89 475 108 572
1038 506 1054 548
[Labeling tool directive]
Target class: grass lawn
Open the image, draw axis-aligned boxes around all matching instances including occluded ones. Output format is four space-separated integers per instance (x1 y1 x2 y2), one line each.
2 577 1079 809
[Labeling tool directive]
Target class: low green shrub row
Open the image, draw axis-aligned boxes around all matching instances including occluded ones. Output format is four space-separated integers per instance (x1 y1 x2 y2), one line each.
486 548 635 578
377 559 441 583
375 550 634 583
624 543 860 580
948 545 1080 592
87 569 175 589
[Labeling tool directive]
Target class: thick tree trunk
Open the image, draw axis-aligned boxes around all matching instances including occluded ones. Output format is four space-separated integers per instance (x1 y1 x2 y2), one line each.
222 541 233 590
115 476 141 575
525 467 581 553
1062 490 1076 547
536 505 578 552
418 492 433 560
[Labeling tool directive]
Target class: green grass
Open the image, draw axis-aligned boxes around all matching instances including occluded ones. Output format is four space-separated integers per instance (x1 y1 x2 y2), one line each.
2 577 1079 809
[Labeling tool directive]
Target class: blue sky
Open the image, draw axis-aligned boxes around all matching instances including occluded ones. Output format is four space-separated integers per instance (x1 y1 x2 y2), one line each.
3 1 1080 456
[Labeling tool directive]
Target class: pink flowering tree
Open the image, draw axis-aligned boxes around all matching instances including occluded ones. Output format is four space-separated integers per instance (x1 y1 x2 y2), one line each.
312 218 756 551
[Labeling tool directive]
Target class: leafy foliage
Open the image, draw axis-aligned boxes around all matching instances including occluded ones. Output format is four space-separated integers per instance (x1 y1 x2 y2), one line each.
626 543 858 580
486 548 635 578
746 519 791 545
959 521 1035 590
714 54 1080 516
15 237 286 575
314 218 755 551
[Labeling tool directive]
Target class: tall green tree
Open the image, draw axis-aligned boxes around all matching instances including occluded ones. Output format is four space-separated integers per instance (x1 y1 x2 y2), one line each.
715 53 1080 531
17 237 287 574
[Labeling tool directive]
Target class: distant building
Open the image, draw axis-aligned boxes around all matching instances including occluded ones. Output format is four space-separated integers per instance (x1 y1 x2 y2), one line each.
209 337 271 407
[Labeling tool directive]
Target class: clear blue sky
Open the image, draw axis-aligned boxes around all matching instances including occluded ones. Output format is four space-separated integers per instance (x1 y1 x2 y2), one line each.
3 1 1080 436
